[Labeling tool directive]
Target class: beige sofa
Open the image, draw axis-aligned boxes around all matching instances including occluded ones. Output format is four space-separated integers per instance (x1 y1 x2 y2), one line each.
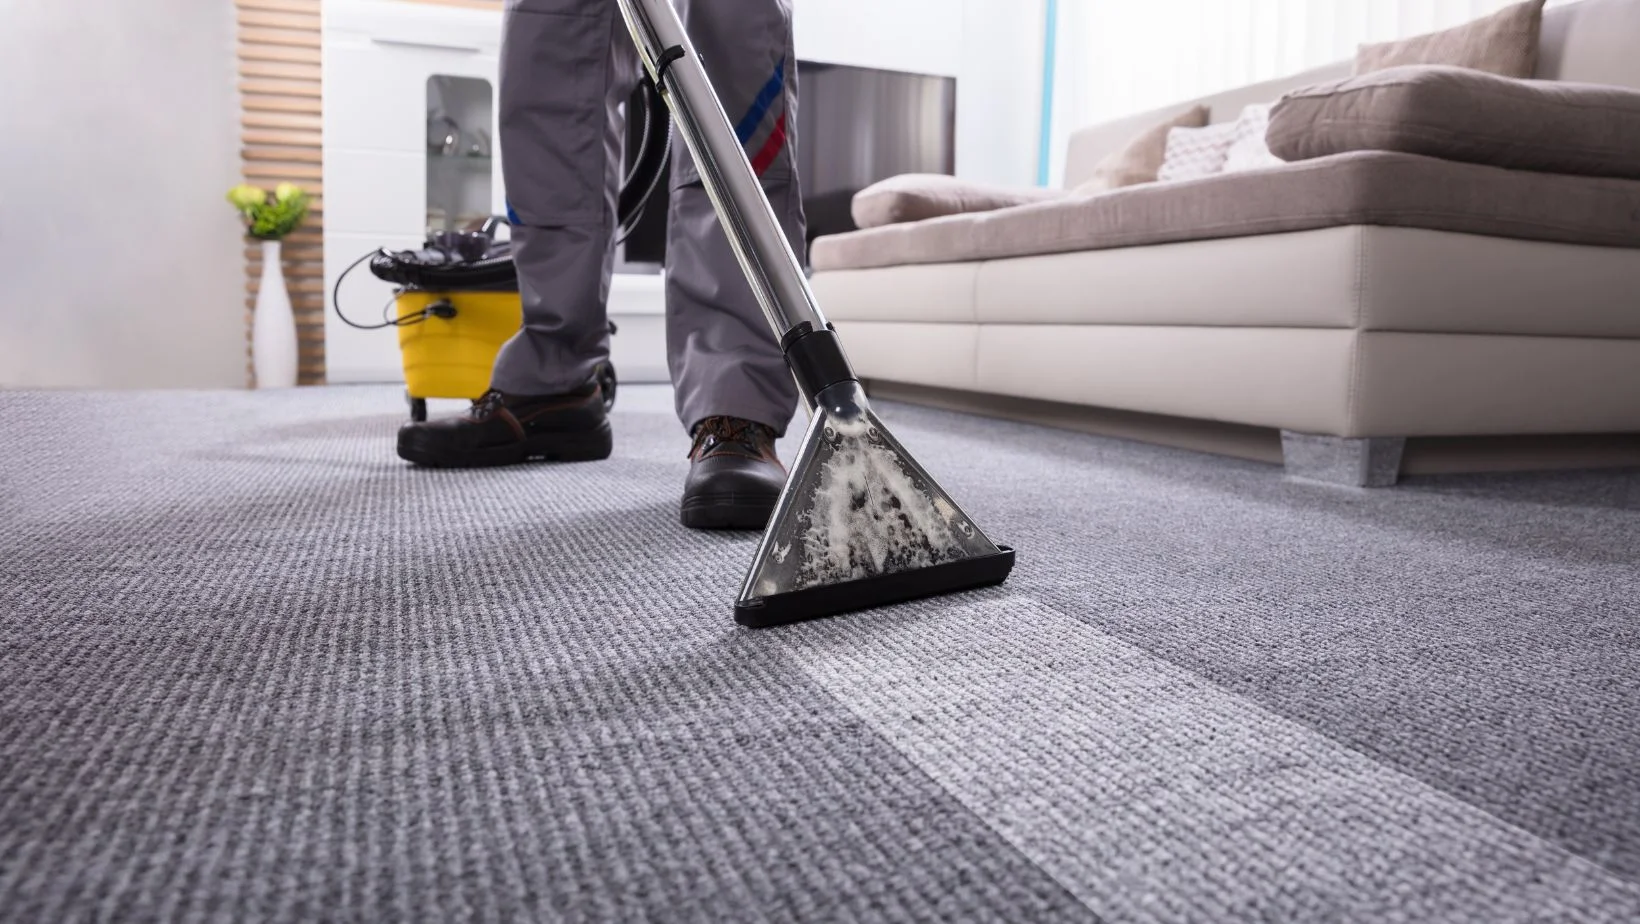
809 0 1640 485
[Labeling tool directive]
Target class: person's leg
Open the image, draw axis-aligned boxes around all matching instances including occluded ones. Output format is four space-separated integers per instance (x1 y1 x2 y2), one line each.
668 0 806 528
490 0 637 395
665 0 804 438
396 0 637 468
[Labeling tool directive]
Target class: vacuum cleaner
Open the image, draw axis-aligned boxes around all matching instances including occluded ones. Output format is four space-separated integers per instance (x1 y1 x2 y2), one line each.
614 0 1016 627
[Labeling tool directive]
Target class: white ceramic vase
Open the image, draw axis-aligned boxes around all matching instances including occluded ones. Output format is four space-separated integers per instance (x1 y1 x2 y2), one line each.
253 238 299 389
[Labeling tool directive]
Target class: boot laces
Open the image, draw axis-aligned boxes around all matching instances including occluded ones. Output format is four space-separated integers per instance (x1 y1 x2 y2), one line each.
690 416 775 459
468 390 507 420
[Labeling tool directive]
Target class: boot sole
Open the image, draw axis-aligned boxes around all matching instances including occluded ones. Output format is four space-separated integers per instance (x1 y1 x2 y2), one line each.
398 422 613 468
680 492 777 530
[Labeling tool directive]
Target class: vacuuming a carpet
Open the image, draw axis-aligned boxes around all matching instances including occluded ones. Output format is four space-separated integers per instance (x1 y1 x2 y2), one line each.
2 385 1638 922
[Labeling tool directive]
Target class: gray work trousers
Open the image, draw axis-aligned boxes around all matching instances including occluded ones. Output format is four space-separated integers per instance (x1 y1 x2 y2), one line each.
491 0 804 436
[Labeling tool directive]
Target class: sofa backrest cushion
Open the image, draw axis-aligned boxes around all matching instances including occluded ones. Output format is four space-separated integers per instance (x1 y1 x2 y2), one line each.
1268 64 1640 180
1061 0 1640 189
1354 0 1545 79
1536 0 1640 87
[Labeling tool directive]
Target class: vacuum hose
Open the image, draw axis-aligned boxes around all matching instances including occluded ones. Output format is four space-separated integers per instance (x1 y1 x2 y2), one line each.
618 75 673 243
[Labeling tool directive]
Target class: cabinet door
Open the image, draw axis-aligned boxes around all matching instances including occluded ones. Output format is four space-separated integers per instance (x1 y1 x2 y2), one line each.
426 75 495 234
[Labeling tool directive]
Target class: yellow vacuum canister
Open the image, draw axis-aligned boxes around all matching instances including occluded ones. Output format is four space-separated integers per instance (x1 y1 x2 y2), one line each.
394 290 522 419
336 227 616 421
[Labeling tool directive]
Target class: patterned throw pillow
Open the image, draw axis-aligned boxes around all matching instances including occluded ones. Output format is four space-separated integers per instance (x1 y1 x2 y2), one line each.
1156 122 1240 182
1221 104 1287 174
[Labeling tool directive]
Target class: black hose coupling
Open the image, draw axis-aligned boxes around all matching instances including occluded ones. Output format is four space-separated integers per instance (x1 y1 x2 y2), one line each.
781 322 859 402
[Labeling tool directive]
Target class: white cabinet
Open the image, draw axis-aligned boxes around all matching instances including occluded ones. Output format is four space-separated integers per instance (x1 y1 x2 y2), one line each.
323 1 501 384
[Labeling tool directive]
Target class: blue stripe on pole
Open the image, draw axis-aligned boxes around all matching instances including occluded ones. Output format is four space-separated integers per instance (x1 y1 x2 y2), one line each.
735 56 787 144
1037 0 1059 186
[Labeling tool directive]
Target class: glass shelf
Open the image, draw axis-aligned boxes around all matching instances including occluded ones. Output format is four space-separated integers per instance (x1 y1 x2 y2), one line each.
427 75 494 235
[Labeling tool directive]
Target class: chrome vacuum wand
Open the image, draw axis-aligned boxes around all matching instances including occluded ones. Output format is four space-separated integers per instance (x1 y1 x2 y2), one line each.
617 0 1015 626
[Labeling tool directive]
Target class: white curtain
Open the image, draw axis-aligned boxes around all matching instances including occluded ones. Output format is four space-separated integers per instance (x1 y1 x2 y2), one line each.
1045 0 1572 183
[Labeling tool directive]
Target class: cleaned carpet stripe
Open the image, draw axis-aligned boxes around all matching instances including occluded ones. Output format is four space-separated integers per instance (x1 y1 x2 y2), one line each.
777 592 1640 922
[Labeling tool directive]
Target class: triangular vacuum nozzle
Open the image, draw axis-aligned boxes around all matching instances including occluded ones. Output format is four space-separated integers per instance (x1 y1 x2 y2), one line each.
735 382 1015 628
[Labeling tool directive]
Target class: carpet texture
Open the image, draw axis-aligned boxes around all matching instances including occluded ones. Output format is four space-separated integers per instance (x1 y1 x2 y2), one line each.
1 385 1637 922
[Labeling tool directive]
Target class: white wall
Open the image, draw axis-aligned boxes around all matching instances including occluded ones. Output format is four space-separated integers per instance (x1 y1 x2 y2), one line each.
0 0 245 390
796 0 1047 187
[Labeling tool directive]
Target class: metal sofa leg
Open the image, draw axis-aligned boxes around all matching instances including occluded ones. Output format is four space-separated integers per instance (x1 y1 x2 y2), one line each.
1280 431 1406 487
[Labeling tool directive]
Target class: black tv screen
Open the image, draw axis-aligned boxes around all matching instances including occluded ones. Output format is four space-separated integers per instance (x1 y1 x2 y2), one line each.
621 60 957 266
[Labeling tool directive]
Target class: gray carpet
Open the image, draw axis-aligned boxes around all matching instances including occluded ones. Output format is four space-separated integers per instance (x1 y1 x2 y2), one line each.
2 385 1637 923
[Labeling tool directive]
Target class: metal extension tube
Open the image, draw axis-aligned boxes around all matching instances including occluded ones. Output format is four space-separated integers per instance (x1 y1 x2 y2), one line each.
616 0 824 345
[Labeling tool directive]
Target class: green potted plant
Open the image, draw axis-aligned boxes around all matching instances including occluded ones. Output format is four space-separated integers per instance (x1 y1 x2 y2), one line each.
228 182 310 388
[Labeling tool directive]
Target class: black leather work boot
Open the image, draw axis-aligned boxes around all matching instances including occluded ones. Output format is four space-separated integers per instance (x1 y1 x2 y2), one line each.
396 384 611 468
680 416 785 530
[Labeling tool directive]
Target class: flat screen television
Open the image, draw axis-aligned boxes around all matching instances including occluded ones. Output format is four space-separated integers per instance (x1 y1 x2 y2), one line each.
621 60 957 267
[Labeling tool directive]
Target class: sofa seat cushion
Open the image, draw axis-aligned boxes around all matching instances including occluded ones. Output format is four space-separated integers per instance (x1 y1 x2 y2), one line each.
809 150 1640 272
1269 65 1640 179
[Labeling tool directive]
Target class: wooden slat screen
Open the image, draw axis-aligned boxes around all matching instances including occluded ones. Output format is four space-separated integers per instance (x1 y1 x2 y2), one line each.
238 0 325 386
